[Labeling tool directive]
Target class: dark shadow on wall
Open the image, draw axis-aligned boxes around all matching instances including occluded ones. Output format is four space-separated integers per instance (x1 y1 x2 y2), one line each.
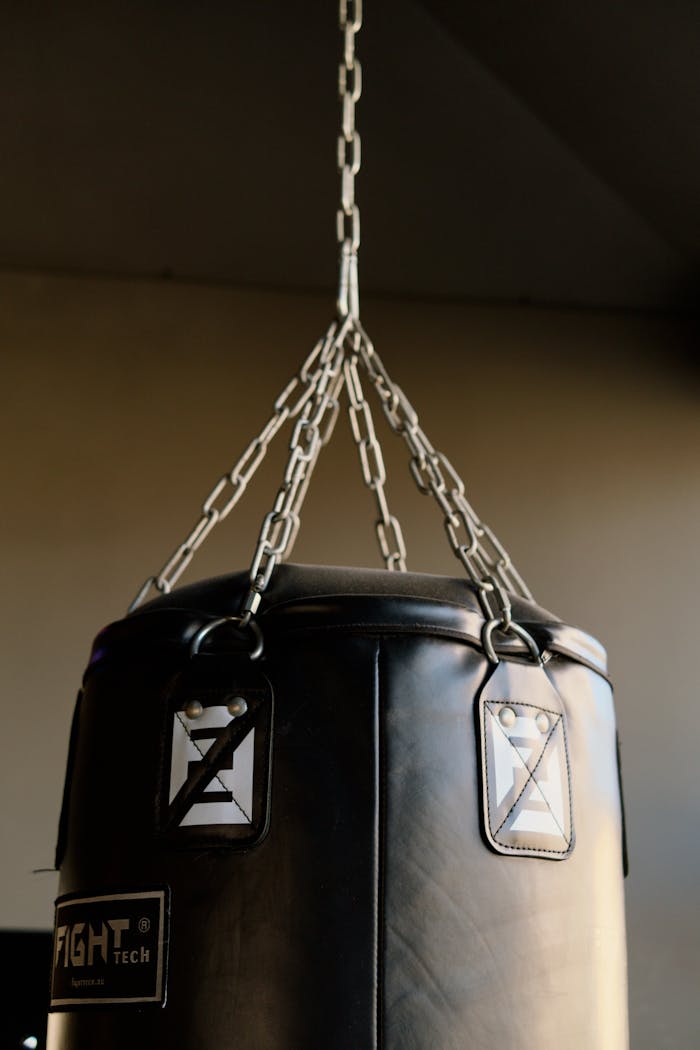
0 930 52 1050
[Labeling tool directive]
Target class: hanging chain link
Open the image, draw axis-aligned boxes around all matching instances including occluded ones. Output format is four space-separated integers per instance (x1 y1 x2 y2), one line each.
128 322 346 612
344 334 407 570
337 0 362 320
354 320 534 624
336 0 407 573
238 316 351 623
128 0 535 659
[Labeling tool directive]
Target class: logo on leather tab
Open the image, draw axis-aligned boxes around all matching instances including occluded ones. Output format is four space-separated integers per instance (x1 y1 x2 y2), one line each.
480 700 574 858
170 704 257 827
50 888 168 1009
159 671 273 848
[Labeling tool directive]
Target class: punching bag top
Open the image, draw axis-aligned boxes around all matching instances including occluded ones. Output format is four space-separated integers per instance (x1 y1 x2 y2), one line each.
86 563 608 682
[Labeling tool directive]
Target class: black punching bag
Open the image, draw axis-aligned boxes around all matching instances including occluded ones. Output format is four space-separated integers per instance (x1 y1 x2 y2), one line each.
49 564 628 1049
48 4 628 1045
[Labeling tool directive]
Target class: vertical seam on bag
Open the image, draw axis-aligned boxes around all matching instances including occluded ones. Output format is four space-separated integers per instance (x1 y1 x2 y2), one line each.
542 663 577 854
373 638 384 1050
616 730 630 877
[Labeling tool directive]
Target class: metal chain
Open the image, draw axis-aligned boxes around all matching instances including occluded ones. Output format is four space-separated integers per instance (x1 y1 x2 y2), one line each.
128 2 365 615
337 0 407 571
337 0 362 320
128 0 536 656
344 334 407 570
353 320 534 625
128 322 344 612
238 316 352 623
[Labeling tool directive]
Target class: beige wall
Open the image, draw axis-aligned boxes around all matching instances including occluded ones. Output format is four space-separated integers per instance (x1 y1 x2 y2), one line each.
1 272 698 1047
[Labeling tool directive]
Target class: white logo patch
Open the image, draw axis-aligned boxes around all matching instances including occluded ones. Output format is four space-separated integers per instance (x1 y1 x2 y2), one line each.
169 706 255 826
482 700 573 856
489 711 566 836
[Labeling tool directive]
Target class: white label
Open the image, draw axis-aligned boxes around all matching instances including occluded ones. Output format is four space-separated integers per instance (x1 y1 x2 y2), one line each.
169 706 255 826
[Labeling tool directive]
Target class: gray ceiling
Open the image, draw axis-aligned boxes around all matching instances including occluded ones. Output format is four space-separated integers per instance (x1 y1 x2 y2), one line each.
0 1 697 312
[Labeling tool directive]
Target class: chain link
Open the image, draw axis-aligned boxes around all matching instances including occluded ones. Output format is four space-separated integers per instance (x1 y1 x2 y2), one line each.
128 0 535 653
354 321 533 623
128 324 342 612
337 0 362 320
344 336 407 571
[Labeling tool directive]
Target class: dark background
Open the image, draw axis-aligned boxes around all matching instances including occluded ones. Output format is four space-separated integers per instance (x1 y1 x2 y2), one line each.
1 4 698 1048
0 0 697 311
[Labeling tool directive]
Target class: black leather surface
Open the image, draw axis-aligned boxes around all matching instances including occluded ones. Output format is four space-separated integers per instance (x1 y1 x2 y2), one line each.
88 564 609 678
52 633 380 1049
380 637 627 1048
49 564 627 1049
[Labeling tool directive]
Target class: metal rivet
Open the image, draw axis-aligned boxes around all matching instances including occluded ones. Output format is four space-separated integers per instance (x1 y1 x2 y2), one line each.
499 706 516 728
184 700 203 720
227 697 248 719
536 712 550 734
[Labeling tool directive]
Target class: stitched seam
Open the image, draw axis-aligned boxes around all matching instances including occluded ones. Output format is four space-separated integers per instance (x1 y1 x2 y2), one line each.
560 707 574 848
492 714 558 833
481 700 571 852
175 712 252 823
484 700 574 843
488 841 570 854
492 714 569 844
480 693 494 847
482 702 569 854
540 667 577 849
487 701 558 797
485 699 562 719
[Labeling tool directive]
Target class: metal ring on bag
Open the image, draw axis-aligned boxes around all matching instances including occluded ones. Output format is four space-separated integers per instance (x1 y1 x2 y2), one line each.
189 615 264 661
481 617 542 666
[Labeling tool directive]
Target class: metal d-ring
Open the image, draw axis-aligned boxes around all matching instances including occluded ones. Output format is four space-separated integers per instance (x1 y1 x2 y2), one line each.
481 617 542 666
189 615 264 661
